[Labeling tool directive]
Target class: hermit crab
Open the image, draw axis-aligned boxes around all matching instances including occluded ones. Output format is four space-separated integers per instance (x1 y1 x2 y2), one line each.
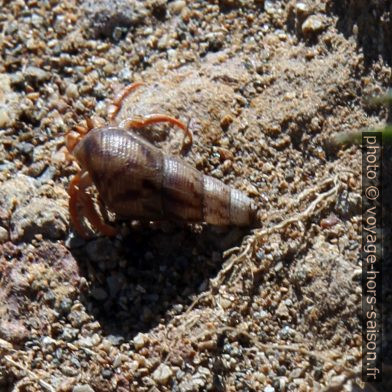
66 83 258 238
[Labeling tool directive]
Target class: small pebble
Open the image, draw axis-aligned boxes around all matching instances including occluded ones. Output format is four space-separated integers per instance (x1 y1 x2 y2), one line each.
0 107 11 127
73 385 95 392
264 0 276 14
133 332 149 350
77 336 95 348
102 368 113 379
276 302 289 318
295 2 310 15
220 114 234 130
152 363 173 385
274 261 283 272
25 66 50 82
302 15 324 36
61 365 78 377
66 83 79 99
113 353 127 368
170 0 185 14
105 334 124 346
0 226 9 243
279 325 293 339
254 371 266 383
60 327 79 342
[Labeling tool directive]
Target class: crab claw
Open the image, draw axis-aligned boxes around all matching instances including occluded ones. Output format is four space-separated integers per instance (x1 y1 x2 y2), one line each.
65 129 84 153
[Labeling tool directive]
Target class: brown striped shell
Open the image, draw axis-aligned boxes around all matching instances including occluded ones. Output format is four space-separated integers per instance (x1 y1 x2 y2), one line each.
73 127 257 226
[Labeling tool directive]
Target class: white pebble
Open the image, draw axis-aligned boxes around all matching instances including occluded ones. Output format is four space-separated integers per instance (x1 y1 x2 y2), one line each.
0 107 11 128
0 226 9 243
170 0 186 14
302 15 324 35
152 363 173 385
133 332 149 350
66 83 79 99
73 385 94 392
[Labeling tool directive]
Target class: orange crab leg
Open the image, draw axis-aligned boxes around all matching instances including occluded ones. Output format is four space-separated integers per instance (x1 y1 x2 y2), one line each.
69 172 117 238
79 193 117 238
119 114 193 154
79 172 117 238
108 81 145 122
66 116 104 154
69 173 91 239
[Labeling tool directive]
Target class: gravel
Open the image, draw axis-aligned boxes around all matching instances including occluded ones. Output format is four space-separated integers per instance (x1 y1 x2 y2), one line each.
0 0 390 391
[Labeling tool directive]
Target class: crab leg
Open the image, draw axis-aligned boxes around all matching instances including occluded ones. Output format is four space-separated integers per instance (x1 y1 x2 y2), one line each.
79 172 118 237
66 116 105 154
108 82 145 122
69 172 91 239
119 114 193 154
69 171 117 238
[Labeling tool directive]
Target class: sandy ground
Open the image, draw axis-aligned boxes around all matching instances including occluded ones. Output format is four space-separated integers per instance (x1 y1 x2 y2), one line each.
0 0 391 391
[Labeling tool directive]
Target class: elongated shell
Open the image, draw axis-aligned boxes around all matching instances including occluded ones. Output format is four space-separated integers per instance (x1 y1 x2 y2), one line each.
73 127 257 226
